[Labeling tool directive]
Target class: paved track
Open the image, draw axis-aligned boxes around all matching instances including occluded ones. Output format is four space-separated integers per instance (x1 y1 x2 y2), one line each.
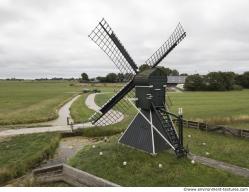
0 93 123 137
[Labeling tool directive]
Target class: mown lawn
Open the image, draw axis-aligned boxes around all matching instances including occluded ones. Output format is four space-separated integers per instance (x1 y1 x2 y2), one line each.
69 92 136 137
94 89 249 129
69 94 94 123
94 92 114 106
69 135 249 187
0 133 61 185
89 92 249 167
0 80 81 126
169 90 249 128
184 128 249 169
66 89 249 186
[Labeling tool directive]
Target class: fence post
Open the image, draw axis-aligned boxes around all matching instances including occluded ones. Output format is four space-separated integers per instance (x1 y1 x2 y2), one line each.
178 108 183 148
67 117 69 125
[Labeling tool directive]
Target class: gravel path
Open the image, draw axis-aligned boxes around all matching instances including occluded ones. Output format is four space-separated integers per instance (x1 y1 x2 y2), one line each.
85 93 101 111
0 93 124 137
85 93 124 126
48 95 81 126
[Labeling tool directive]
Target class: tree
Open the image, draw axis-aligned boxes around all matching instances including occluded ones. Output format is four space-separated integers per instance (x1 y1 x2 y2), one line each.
205 72 224 91
184 74 206 91
81 73 89 82
117 73 125 82
96 76 106 82
170 69 179 76
139 64 150 72
242 72 249 88
221 72 236 90
105 73 118 83
236 72 249 88
205 72 235 91
158 66 179 76
180 73 188 76
158 67 172 76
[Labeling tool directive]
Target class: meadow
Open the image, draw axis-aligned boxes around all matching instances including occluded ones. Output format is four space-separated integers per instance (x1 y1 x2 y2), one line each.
1 80 248 129
90 90 249 129
69 135 249 187
69 94 94 123
1 81 249 186
0 80 81 126
169 90 249 128
0 133 61 185
71 91 249 170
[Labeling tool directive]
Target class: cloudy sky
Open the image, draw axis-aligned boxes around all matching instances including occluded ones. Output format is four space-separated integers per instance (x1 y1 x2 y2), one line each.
0 0 249 79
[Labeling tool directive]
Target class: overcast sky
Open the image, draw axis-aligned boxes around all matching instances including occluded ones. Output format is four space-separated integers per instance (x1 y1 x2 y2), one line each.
0 0 249 79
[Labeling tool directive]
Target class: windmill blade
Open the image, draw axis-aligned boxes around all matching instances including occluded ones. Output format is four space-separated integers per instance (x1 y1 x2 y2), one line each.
89 80 135 126
145 23 186 68
89 18 138 80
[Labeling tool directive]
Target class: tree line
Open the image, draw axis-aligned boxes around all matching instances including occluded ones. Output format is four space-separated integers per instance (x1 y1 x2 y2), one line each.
184 71 249 91
81 64 182 83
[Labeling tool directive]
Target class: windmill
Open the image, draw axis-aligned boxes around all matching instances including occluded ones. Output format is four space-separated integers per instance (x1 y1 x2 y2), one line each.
88 18 187 156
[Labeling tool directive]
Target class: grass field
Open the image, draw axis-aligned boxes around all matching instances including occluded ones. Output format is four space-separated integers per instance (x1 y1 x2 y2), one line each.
0 133 61 185
69 135 249 187
71 92 249 170
93 90 249 129
69 94 95 123
169 90 249 128
0 80 81 126
184 128 249 169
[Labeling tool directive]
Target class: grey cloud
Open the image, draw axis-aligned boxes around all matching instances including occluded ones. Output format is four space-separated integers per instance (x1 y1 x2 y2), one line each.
0 0 249 79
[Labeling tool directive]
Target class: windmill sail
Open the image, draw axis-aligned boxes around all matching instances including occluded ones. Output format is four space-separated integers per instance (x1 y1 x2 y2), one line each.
88 18 138 126
89 18 138 78
145 23 186 68
88 18 187 156
89 80 135 126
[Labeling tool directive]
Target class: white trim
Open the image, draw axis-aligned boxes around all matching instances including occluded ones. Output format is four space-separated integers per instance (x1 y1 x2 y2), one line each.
154 88 161 91
129 98 138 101
135 85 153 88
127 98 175 150
118 112 139 143
150 110 156 154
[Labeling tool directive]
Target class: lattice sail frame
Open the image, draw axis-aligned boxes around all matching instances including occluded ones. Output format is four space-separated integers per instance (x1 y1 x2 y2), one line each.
88 18 137 126
90 84 135 126
88 19 186 126
145 23 186 68
89 18 137 80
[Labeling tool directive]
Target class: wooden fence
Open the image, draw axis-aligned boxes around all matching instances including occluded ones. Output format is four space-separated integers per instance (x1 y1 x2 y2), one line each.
173 119 249 139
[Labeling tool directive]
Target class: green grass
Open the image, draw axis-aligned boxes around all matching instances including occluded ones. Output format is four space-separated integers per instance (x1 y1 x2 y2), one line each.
228 122 249 129
0 80 81 126
69 94 95 123
95 89 249 129
68 92 136 137
0 133 61 185
184 128 249 169
94 93 112 106
69 135 249 187
67 88 249 186
169 90 249 127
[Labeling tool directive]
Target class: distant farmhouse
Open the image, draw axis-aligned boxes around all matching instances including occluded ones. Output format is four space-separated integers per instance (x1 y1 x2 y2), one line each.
167 76 187 87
